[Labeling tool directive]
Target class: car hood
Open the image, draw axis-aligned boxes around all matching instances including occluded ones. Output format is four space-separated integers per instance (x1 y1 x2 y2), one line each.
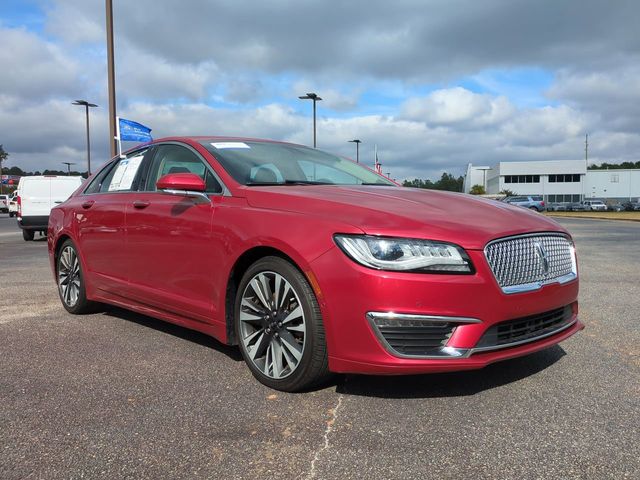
242 185 567 250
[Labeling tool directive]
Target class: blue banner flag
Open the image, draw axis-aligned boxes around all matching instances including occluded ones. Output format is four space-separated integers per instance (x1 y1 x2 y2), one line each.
118 117 153 142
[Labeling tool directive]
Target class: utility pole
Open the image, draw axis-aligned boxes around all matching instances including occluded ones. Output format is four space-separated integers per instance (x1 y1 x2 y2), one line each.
585 134 589 167
106 0 118 158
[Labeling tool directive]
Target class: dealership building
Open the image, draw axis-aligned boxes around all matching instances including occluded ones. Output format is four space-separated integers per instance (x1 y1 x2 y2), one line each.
463 160 640 203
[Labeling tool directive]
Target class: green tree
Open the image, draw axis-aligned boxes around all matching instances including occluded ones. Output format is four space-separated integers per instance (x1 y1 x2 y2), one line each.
470 184 486 195
499 189 515 196
0 144 8 173
403 172 464 192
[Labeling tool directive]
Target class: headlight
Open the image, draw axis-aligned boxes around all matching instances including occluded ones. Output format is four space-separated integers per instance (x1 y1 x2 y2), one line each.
334 235 473 273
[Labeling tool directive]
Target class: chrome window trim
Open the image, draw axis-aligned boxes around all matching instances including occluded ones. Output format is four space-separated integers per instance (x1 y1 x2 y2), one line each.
484 232 578 295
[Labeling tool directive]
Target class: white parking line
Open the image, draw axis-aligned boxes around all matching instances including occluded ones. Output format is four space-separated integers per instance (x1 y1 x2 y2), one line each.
0 231 22 236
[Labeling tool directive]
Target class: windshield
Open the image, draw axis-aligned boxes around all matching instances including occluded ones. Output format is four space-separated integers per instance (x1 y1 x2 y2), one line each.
200 141 395 186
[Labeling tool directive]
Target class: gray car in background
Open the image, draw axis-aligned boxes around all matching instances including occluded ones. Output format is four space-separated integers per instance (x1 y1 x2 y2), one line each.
502 195 546 212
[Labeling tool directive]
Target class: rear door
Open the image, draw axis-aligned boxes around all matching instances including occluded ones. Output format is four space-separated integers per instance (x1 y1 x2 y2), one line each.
50 177 83 210
76 148 150 295
125 142 226 323
21 178 51 217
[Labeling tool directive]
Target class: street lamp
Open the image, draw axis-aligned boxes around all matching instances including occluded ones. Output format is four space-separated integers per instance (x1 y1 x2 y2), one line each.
72 100 98 175
298 92 322 148
348 139 361 163
62 162 76 175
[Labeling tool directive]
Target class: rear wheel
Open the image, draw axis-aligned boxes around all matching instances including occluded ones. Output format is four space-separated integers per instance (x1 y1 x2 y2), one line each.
22 229 34 241
235 256 329 392
56 239 96 314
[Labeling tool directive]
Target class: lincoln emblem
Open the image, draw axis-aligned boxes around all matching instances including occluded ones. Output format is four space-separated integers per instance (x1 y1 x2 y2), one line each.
533 241 550 274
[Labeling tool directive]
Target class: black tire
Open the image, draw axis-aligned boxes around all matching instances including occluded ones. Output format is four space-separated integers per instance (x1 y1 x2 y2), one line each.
528 206 540 212
56 239 97 314
22 229 34 241
235 256 330 392
9 212 14 218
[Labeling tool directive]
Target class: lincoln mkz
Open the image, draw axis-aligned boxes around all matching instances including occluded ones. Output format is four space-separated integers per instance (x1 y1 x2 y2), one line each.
48 137 583 391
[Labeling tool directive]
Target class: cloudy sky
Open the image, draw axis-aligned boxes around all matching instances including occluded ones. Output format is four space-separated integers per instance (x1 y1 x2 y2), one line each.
1 0 639 180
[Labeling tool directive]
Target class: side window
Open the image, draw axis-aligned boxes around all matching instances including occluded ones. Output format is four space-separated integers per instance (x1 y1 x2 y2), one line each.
84 149 148 194
146 144 222 193
103 150 147 192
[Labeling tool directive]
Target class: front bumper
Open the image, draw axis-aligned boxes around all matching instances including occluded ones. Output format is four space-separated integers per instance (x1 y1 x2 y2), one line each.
309 246 582 375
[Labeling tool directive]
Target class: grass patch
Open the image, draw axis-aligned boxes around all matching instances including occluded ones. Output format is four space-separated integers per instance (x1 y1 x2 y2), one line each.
545 211 640 221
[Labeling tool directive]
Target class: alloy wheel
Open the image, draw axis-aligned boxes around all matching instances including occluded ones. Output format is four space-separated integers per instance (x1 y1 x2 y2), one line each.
239 271 306 379
58 246 81 308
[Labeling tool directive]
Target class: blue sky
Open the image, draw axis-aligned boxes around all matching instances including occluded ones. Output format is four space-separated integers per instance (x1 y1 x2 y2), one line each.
1 0 638 179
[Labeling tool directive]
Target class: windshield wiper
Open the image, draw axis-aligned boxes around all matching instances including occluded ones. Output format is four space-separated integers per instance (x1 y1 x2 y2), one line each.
245 180 331 186
359 182 395 186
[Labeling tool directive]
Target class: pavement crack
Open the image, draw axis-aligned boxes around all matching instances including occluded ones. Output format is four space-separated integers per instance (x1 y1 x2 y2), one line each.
305 394 344 480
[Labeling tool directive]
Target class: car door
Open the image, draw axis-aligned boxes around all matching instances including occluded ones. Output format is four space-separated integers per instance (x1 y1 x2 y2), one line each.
75 148 150 294
125 142 226 323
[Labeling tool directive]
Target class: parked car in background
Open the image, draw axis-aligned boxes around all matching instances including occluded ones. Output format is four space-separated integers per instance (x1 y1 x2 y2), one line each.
567 203 588 212
0 194 8 213
502 195 546 212
547 203 568 212
8 192 18 217
48 136 582 392
622 201 640 211
608 203 625 212
582 200 607 211
17 175 83 241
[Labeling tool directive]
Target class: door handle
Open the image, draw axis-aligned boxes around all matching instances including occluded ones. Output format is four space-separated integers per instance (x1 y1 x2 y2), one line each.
81 200 95 209
133 200 150 209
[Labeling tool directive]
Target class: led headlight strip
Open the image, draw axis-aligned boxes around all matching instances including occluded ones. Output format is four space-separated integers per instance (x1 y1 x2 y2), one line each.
334 235 473 273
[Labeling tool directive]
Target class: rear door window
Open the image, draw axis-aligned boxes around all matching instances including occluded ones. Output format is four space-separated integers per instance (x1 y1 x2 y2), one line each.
145 144 223 194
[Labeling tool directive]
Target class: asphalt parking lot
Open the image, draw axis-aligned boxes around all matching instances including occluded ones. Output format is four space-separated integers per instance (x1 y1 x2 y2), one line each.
1 214 639 479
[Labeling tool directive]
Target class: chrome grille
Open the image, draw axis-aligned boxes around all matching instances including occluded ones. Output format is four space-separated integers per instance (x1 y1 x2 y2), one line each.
485 233 576 293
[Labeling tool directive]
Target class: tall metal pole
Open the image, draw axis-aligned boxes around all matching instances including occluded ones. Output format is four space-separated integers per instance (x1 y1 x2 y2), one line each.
299 93 322 148
348 139 361 163
106 0 117 158
85 104 91 174
312 99 317 148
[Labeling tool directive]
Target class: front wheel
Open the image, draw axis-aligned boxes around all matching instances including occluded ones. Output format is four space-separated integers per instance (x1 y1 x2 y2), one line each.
56 239 96 314
235 256 329 392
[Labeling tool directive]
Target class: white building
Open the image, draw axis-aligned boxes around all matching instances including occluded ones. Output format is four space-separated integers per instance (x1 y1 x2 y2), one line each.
464 160 640 203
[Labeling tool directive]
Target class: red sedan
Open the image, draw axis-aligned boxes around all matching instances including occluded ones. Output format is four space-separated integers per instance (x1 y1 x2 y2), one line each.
48 137 583 391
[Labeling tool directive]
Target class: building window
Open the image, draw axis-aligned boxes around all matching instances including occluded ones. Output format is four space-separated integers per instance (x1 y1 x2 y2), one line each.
611 174 619 183
504 175 540 184
548 174 580 183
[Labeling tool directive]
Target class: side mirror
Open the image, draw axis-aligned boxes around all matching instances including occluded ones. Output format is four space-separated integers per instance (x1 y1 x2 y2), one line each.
156 173 210 203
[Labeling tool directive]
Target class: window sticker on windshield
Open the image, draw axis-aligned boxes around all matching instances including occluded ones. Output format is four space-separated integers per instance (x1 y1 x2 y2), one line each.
108 155 143 191
210 142 250 149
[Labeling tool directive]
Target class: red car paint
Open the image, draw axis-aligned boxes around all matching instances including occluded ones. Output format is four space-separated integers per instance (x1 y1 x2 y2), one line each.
48 137 582 375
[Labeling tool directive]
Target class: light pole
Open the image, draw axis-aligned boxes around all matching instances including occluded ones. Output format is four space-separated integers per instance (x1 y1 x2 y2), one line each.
62 162 76 175
72 100 98 175
348 139 361 163
298 92 322 148
106 0 118 158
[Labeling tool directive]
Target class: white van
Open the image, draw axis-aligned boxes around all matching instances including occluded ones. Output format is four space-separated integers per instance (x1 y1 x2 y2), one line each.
17 175 84 241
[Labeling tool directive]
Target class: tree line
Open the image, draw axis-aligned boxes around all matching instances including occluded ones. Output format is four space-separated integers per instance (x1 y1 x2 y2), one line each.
588 161 640 170
402 172 464 192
